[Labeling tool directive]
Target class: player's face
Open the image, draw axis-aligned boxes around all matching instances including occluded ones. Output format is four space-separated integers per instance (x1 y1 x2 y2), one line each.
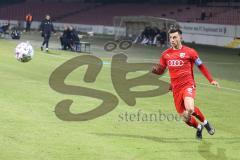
169 32 182 49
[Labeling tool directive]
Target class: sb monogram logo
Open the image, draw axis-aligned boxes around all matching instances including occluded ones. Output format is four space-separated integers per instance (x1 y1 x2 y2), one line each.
49 53 170 121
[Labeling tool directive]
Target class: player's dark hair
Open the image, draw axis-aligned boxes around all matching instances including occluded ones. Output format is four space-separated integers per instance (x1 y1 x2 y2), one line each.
168 27 182 35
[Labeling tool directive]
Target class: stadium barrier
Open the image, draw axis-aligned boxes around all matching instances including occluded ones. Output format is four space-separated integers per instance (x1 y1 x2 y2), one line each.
1 19 240 48
180 22 235 37
180 22 240 48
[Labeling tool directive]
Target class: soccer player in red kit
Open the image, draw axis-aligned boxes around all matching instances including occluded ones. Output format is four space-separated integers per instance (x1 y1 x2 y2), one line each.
152 27 220 140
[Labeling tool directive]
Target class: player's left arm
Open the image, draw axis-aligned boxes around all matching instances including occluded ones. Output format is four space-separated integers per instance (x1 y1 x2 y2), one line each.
191 49 220 88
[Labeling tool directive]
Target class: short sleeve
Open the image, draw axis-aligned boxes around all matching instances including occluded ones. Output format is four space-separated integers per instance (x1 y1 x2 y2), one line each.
159 54 167 68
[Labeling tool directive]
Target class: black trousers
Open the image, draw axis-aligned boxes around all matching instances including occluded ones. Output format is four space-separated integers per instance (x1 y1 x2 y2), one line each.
42 33 50 48
26 22 31 32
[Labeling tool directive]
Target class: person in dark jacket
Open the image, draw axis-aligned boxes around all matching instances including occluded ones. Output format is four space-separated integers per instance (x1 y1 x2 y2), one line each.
60 25 80 52
40 14 55 52
69 26 80 52
0 22 10 34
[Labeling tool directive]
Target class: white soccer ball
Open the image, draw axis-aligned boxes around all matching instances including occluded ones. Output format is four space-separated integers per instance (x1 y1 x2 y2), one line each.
15 41 34 62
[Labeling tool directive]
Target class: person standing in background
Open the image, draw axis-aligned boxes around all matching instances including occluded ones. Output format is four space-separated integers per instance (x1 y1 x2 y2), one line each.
39 14 55 52
25 13 33 32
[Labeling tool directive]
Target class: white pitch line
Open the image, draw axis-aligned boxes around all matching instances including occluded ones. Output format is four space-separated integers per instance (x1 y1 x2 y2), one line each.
197 82 240 92
204 62 240 65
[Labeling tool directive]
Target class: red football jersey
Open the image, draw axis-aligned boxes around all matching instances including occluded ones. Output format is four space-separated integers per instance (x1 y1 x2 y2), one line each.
159 45 200 91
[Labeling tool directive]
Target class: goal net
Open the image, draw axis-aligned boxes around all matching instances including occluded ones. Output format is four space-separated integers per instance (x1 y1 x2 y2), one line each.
113 16 179 41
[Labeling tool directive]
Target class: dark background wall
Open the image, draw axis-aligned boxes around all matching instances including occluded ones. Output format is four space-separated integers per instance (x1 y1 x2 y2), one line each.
0 0 24 4
0 0 239 5
90 0 239 5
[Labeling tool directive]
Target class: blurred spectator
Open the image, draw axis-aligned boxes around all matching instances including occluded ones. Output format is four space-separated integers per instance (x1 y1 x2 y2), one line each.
209 11 213 18
60 25 80 52
60 25 72 50
11 27 21 39
0 22 10 37
159 28 167 47
134 26 166 47
200 9 206 20
69 26 81 52
40 14 55 52
134 26 152 45
0 22 10 34
153 27 161 45
25 13 33 32
141 26 153 45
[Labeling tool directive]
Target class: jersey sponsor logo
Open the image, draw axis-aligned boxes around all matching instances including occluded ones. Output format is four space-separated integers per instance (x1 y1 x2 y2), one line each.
167 60 184 67
179 52 185 58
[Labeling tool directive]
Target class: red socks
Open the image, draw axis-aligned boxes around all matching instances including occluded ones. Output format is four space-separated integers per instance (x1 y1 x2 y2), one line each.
192 106 205 122
185 106 206 129
186 116 199 129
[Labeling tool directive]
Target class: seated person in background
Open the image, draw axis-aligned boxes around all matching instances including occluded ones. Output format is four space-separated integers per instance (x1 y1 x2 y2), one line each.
69 26 80 52
11 27 21 39
0 22 10 35
134 26 151 44
140 26 152 45
159 29 167 47
60 25 73 50
60 25 80 52
148 27 156 45
134 26 156 45
152 27 161 46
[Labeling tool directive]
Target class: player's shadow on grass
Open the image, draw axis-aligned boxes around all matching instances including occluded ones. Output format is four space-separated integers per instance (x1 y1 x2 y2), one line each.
198 141 228 160
91 133 198 144
93 133 239 160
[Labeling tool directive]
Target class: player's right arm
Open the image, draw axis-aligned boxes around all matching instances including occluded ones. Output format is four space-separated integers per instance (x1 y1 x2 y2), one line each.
152 54 167 75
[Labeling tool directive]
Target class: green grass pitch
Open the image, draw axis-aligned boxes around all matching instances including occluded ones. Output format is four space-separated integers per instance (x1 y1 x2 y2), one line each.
0 34 239 160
